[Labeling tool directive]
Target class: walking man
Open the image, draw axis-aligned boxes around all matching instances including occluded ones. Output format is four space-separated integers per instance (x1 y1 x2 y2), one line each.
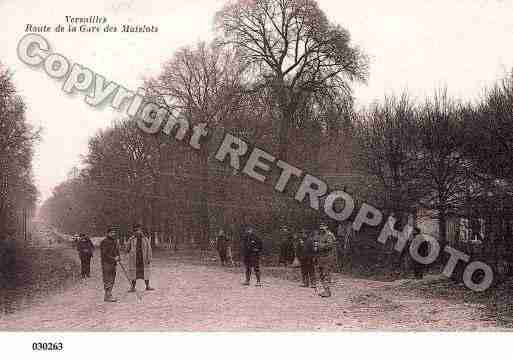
216 229 233 266
296 229 315 287
127 224 154 292
313 223 336 298
100 227 120 302
77 233 94 278
241 226 263 286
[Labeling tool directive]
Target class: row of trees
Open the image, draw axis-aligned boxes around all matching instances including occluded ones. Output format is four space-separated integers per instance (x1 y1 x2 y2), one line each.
353 81 513 271
0 64 39 239
40 0 366 250
39 0 513 275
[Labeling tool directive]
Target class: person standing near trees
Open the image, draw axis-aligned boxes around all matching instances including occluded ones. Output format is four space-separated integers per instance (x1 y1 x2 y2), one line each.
216 229 233 266
100 227 121 302
336 221 354 271
278 225 294 266
241 226 263 286
77 233 94 279
296 228 315 287
127 224 154 292
314 223 337 298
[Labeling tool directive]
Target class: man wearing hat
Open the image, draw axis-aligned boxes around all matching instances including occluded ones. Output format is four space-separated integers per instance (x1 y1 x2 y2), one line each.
241 226 263 286
100 227 121 302
126 224 154 292
296 228 315 287
313 223 336 297
77 233 95 278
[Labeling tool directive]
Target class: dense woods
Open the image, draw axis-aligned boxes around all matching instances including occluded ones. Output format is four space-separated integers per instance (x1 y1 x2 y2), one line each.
0 64 39 240
0 63 40 298
38 0 513 280
40 0 366 252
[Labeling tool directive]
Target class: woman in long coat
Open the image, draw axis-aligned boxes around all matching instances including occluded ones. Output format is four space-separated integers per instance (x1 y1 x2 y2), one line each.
127 224 154 291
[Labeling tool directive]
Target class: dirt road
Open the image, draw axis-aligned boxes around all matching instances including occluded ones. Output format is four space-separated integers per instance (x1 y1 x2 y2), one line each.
0 249 498 331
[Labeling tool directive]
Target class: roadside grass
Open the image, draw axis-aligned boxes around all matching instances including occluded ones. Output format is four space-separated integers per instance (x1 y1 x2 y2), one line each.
0 237 80 316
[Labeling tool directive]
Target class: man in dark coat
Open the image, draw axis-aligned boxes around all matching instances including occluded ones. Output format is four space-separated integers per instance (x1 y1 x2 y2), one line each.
77 233 95 278
241 226 263 286
470 218 482 241
278 225 295 266
100 227 120 302
296 229 315 287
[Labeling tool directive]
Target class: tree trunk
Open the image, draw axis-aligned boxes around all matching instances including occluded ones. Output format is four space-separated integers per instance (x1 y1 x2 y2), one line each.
438 210 447 246
197 148 210 251
278 110 291 162
275 79 293 162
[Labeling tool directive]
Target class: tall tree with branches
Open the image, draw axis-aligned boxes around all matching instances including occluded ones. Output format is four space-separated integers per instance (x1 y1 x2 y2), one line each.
353 95 425 223
417 90 470 245
145 42 246 249
0 64 40 237
215 0 369 161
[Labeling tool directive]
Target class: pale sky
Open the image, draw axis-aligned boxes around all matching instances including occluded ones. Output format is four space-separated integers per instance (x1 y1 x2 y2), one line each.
0 0 512 202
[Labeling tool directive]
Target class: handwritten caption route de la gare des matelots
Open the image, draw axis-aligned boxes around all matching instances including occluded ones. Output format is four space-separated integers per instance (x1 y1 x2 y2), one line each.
25 16 158 34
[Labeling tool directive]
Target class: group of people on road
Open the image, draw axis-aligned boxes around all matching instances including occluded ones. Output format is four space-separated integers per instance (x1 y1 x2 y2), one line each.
292 223 337 298
101 224 155 302
212 219 430 298
75 224 154 302
77 217 427 302
278 221 354 272
214 222 339 298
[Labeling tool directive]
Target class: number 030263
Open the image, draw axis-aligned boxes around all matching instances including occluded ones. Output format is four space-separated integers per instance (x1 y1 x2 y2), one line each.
32 342 63 351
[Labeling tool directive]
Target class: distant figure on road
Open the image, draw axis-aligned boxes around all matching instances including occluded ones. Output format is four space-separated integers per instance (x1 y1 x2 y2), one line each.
216 229 234 266
241 226 263 286
126 224 154 292
71 234 80 249
336 221 355 271
100 227 120 302
77 233 94 279
470 218 482 241
278 225 294 266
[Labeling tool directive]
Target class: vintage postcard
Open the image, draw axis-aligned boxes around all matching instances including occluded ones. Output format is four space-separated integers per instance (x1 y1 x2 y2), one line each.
0 0 512 356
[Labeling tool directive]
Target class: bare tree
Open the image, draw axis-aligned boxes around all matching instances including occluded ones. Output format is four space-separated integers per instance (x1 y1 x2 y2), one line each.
417 90 470 245
215 0 368 160
145 42 246 249
353 94 425 222
464 74 513 183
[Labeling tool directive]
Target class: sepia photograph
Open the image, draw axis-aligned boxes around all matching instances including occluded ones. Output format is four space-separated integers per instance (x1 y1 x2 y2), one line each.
1 0 513 356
